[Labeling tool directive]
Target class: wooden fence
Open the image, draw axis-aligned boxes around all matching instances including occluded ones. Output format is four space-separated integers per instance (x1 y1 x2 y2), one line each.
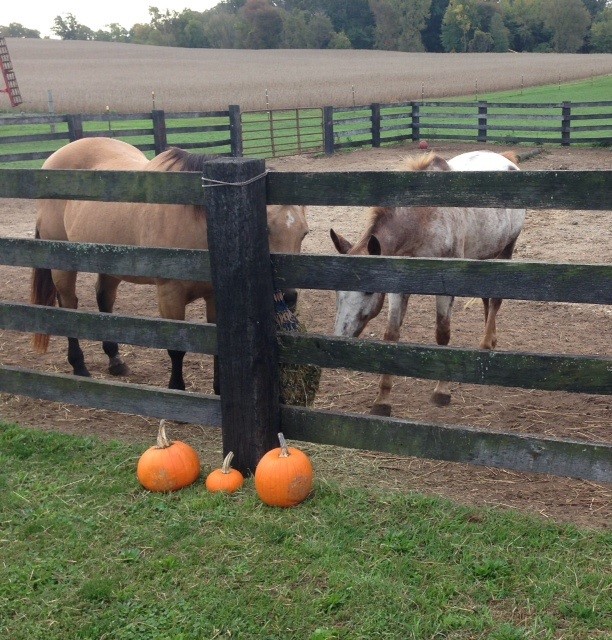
0 161 610 482
2 99 611 164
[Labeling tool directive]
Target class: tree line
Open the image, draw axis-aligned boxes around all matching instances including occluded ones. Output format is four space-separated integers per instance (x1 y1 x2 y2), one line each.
2 0 611 53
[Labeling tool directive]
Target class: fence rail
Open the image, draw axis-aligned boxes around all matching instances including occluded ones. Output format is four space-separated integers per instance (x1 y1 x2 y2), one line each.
0 164 610 482
2 99 611 165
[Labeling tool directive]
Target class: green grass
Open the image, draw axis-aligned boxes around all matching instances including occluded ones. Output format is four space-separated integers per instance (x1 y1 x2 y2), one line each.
1 422 610 640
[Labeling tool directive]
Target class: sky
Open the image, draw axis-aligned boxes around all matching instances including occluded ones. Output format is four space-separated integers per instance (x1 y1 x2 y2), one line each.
3 1 220 37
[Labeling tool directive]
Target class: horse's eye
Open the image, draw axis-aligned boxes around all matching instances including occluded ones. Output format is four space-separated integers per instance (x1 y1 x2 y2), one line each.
364 292 373 296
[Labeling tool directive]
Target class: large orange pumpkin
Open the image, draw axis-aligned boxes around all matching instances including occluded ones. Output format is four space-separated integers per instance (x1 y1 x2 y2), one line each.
205 451 244 494
137 420 201 492
254 433 313 507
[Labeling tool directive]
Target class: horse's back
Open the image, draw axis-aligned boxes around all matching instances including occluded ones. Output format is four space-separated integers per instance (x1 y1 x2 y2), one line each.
42 137 148 171
447 150 520 172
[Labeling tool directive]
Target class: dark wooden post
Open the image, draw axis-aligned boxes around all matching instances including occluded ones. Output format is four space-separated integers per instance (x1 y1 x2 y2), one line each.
411 102 420 141
561 101 571 147
371 103 381 148
323 106 335 155
477 101 488 143
66 114 83 141
202 157 279 475
228 104 243 157
152 109 167 155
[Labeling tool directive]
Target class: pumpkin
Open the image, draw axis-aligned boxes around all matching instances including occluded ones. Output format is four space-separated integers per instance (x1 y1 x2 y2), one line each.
137 420 201 492
254 432 313 507
205 451 244 493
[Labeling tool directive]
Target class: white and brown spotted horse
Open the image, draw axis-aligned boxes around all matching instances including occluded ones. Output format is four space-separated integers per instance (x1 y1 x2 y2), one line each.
31 137 308 391
330 150 525 416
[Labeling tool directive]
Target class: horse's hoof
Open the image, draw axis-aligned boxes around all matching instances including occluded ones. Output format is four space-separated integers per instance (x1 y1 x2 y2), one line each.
109 360 130 376
431 391 451 407
74 369 91 377
370 403 392 417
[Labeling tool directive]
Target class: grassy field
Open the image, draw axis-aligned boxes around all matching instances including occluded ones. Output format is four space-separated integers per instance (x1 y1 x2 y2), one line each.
1 422 610 640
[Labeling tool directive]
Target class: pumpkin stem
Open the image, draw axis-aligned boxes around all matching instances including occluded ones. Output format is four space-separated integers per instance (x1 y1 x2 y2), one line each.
278 432 290 458
221 451 235 474
156 420 173 449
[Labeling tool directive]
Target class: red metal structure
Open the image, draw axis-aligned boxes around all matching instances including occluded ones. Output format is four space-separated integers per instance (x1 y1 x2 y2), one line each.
0 37 23 107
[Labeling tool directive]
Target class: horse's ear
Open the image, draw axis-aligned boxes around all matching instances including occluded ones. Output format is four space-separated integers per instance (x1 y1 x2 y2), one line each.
367 235 382 256
330 229 353 254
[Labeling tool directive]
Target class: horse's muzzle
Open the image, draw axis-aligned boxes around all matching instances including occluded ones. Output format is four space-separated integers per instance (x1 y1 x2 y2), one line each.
282 288 298 312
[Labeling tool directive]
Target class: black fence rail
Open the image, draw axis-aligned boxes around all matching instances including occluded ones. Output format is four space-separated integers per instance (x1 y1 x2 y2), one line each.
2 100 611 166
0 163 610 482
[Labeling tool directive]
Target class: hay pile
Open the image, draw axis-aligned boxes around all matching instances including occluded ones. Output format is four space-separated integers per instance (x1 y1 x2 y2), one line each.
273 290 321 407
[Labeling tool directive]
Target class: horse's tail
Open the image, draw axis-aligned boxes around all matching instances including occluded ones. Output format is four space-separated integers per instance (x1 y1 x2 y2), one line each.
30 227 57 354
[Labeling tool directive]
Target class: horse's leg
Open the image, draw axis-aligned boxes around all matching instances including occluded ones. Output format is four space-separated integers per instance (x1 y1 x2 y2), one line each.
54 269 90 377
204 295 220 395
157 282 188 390
95 274 129 376
371 293 409 417
480 239 517 350
432 295 455 406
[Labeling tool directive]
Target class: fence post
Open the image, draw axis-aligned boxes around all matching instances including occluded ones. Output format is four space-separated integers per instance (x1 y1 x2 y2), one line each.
477 101 488 143
371 103 381 148
228 104 243 157
202 157 279 475
323 106 335 155
411 102 420 141
66 114 83 141
561 101 571 147
152 109 167 155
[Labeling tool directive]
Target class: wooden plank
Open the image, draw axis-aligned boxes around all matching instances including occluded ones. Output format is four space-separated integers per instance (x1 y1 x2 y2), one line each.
0 302 217 354
0 151 54 163
0 169 207 204
0 238 210 281
0 132 68 144
1 168 610 211
0 115 66 125
0 365 222 426
271 254 612 304
281 406 612 483
203 157 280 475
266 170 612 210
278 332 612 395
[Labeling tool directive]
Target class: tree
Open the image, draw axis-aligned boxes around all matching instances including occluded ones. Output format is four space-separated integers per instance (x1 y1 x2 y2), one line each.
51 14 94 40
203 11 240 48
239 0 284 48
590 6 612 51
329 30 352 48
540 0 591 52
500 0 548 52
0 22 41 38
488 12 510 51
422 0 450 51
370 0 432 51
441 0 479 51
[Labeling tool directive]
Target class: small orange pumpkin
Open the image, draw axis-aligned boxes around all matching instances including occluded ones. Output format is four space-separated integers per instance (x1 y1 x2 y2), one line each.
254 432 313 507
137 420 201 492
205 451 244 493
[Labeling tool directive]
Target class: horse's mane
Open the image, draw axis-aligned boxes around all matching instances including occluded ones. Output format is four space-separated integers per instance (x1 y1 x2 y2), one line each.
149 147 219 172
404 152 449 171
365 207 394 235
148 147 221 217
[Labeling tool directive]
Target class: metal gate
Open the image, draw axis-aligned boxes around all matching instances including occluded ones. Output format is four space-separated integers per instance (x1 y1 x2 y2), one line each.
241 108 323 158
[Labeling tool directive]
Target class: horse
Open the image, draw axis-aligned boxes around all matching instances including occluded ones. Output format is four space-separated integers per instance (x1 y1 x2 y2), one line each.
31 137 309 391
330 150 525 416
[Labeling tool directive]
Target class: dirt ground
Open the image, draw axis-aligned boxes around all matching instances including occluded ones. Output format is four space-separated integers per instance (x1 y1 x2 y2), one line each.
1 142 610 529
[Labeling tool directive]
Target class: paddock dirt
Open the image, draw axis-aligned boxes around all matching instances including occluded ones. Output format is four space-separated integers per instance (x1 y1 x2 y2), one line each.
0 142 610 529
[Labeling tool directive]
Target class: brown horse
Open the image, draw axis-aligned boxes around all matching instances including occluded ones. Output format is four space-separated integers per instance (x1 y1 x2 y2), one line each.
330 150 525 415
31 137 308 391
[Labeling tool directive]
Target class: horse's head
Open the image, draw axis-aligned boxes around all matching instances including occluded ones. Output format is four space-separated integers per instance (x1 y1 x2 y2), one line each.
330 229 385 337
267 205 309 311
